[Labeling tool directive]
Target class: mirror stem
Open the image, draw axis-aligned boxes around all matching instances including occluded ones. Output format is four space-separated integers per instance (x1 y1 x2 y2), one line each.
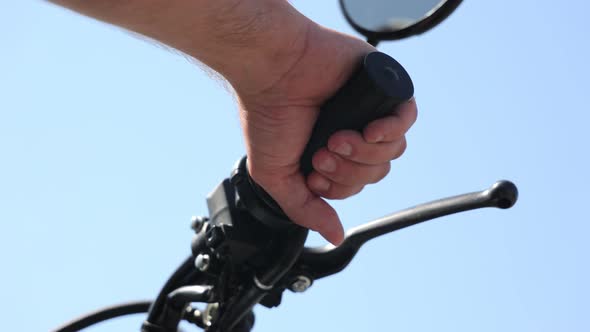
367 38 380 47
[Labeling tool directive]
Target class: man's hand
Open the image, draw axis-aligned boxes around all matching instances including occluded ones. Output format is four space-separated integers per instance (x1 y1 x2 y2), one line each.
237 22 417 245
49 0 417 245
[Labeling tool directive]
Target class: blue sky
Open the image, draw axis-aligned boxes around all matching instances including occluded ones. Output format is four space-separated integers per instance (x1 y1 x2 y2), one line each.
1 1 589 331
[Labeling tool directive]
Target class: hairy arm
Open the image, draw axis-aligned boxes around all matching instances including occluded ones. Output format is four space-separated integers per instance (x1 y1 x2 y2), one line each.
49 0 310 95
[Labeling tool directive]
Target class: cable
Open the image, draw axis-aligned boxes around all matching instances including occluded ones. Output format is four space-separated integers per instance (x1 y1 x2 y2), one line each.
146 256 196 323
51 301 152 332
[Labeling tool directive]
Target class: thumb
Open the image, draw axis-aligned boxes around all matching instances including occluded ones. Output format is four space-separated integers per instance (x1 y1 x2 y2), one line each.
261 172 345 245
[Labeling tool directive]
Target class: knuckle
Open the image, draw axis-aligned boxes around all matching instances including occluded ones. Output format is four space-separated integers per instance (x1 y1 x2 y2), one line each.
321 187 347 200
369 163 391 184
400 98 418 126
392 137 407 159
381 119 404 142
411 105 418 124
322 157 355 185
351 185 364 196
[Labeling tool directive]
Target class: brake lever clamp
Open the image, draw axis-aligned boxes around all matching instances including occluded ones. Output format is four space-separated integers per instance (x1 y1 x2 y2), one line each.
185 157 309 331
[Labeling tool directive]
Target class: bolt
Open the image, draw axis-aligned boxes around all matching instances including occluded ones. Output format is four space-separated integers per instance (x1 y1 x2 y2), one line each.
206 227 225 247
290 276 312 293
191 216 208 232
203 303 219 327
183 306 203 325
195 253 211 272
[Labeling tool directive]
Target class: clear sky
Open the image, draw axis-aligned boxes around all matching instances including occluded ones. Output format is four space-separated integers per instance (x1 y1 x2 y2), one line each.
1 1 589 331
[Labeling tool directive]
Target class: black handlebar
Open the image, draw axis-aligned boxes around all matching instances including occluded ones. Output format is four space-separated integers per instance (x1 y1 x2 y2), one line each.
54 180 518 332
299 51 414 175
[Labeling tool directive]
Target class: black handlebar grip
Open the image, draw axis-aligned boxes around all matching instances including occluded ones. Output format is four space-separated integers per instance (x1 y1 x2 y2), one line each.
299 51 414 175
239 52 414 226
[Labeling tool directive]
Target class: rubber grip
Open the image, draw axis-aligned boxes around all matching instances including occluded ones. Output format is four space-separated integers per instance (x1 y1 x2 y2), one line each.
299 51 414 175
242 52 414 224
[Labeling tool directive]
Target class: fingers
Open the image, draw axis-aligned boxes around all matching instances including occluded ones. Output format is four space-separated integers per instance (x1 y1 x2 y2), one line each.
307 172 364 200
308 98 416 200
311 149 392 186
249 162 345 245
245 99 417 245
363 97 417 143
328 131 407 165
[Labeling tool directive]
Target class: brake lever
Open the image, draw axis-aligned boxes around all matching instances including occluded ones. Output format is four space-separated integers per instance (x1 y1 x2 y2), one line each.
296 181 518 280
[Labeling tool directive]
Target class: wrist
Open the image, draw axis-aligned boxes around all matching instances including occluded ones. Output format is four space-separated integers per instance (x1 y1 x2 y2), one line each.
184 0 313 96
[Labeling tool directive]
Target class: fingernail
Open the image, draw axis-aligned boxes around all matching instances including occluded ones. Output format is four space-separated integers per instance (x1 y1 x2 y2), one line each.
312 177 331 192
368 134 384 143
318 155 337 172
333 142 352 156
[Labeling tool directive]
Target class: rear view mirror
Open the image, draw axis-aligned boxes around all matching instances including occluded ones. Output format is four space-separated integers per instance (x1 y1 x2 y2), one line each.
340 0 463 45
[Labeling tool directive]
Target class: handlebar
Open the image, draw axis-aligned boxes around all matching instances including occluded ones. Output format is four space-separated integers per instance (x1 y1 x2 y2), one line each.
145 162 517 331
52 52 519 332
299 51 413 175
141 52 513 332
54 179 518 332
141 52 416 331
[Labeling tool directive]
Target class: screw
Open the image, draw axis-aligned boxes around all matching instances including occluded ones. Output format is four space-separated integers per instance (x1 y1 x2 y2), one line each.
206 227 225 247
195 253 211 272
191 216 208 232
203 303 219 327
290 276 312 293
183 306 204 327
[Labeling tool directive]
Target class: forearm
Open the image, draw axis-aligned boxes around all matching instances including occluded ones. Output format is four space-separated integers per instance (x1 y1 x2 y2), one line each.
49 0 311 94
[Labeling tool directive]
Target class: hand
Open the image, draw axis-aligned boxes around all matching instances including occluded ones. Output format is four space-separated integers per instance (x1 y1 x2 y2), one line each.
49 0 417 245
236 23 418 245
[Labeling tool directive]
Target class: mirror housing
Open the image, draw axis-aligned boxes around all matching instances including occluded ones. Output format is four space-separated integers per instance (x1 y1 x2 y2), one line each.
340 0 463 45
